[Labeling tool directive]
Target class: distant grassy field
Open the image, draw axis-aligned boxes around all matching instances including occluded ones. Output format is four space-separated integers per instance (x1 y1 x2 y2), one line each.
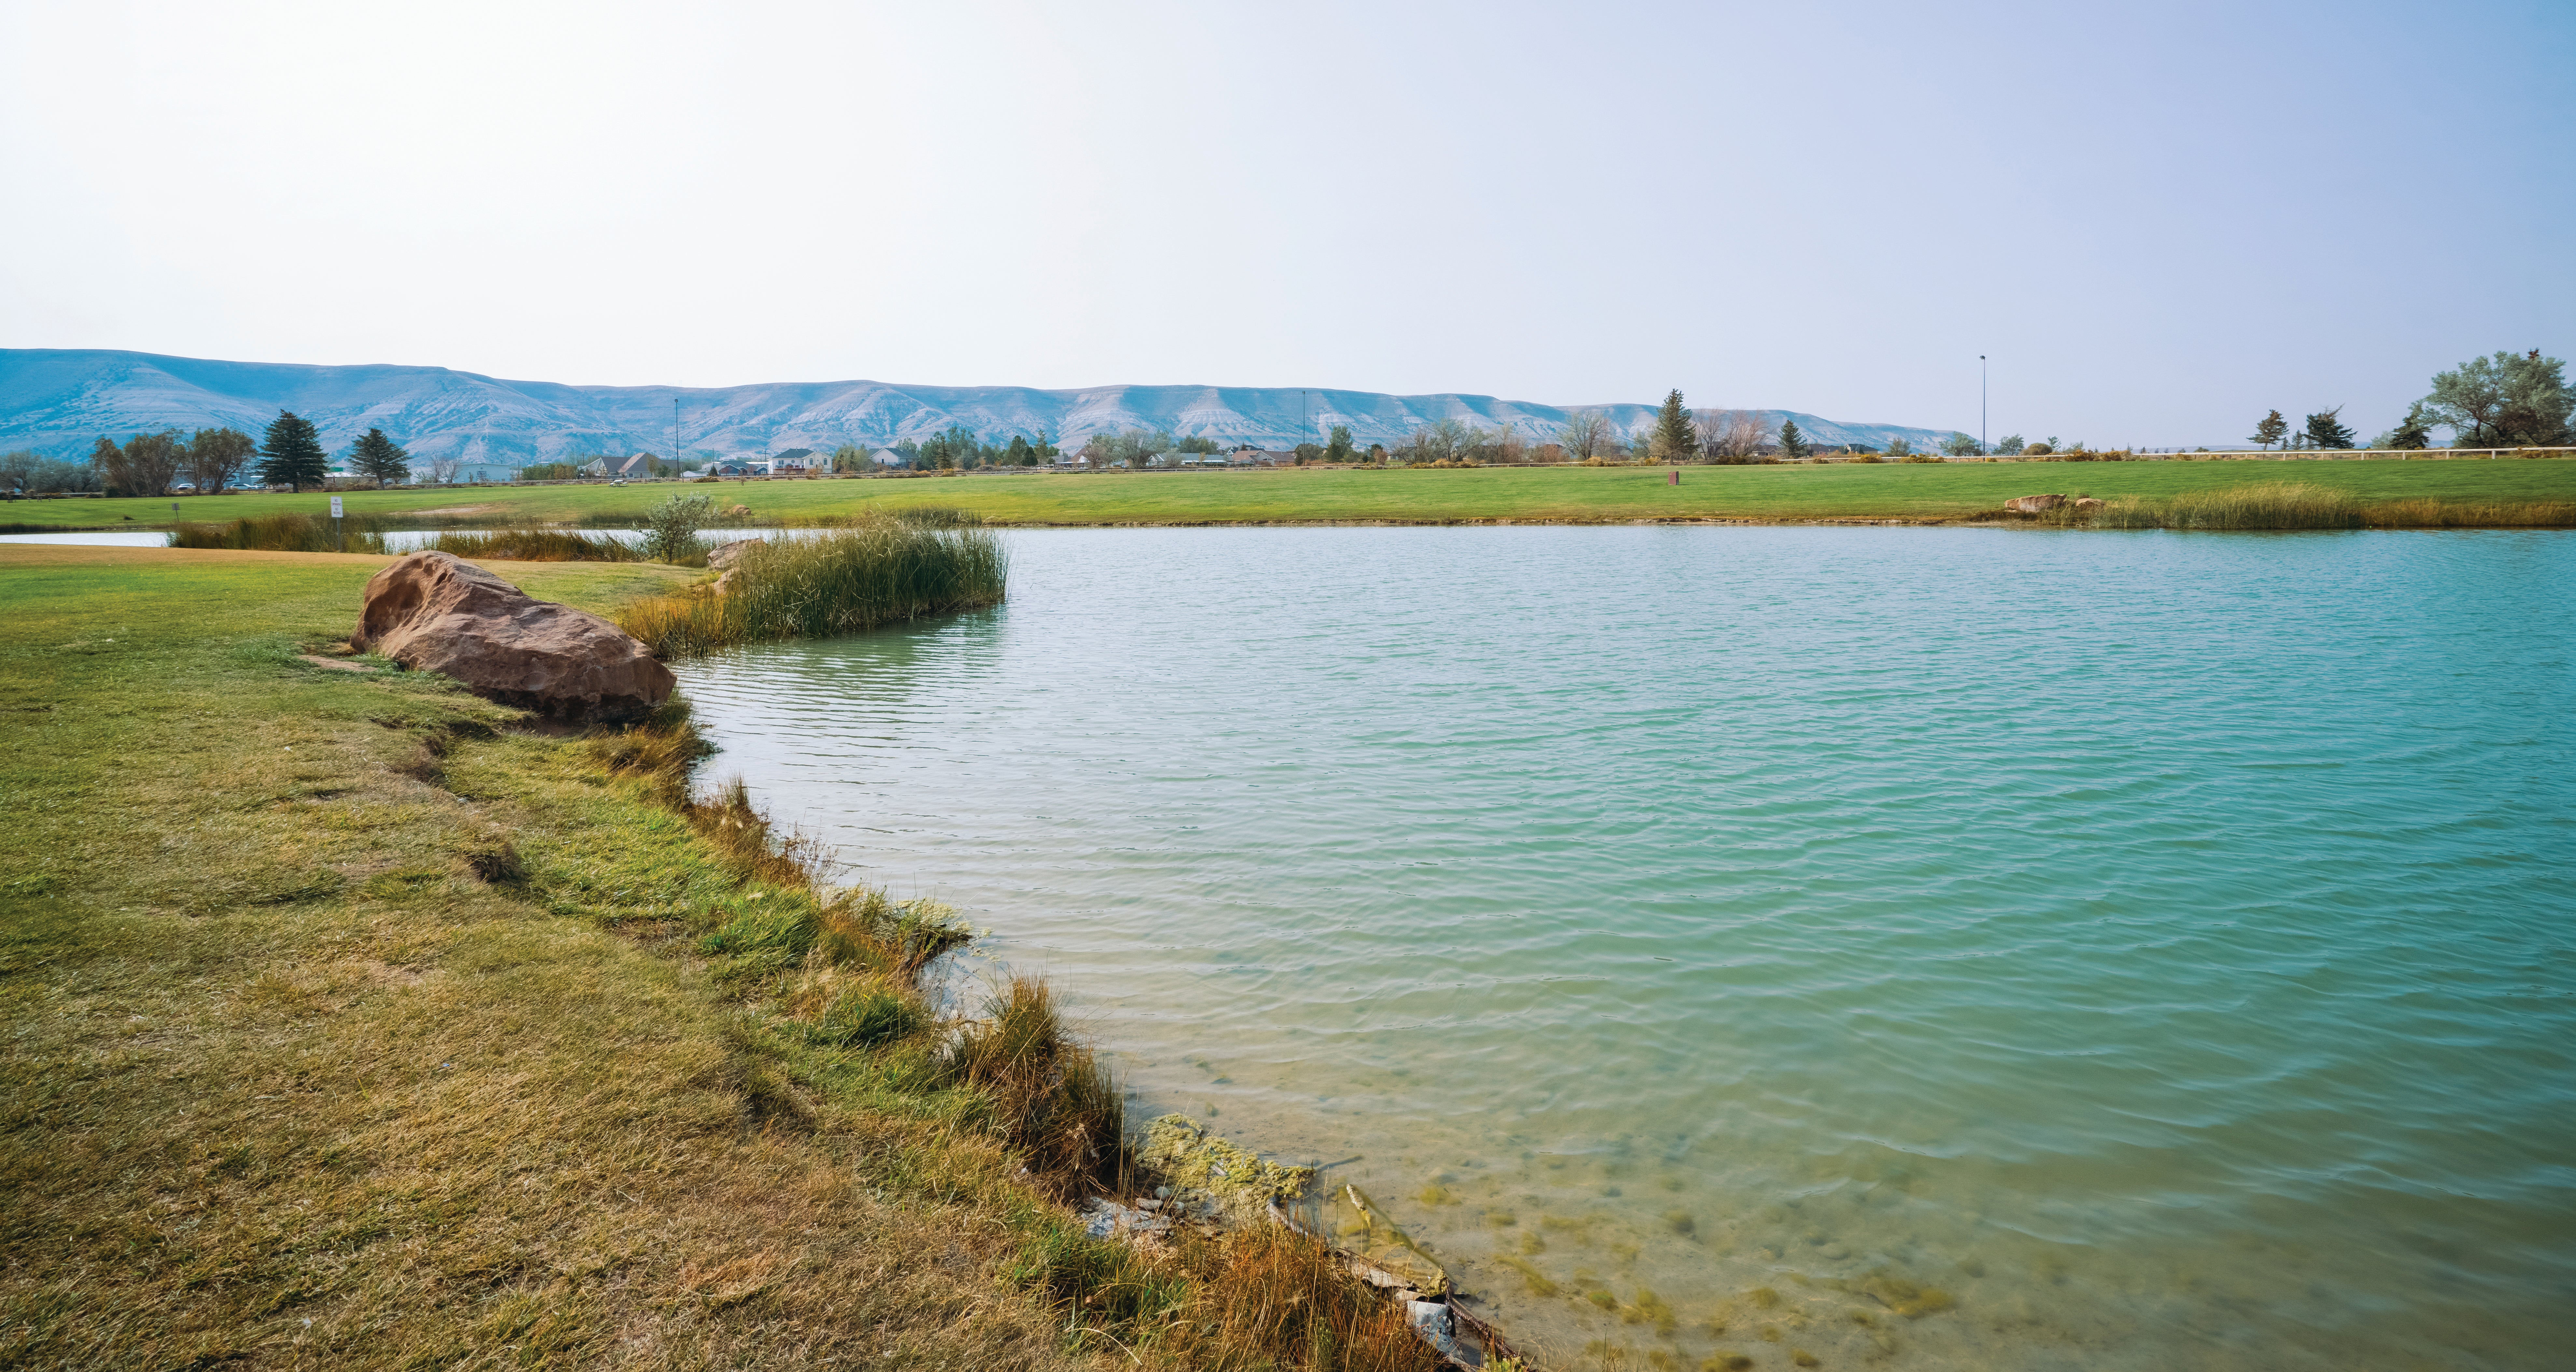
8 456 2573 530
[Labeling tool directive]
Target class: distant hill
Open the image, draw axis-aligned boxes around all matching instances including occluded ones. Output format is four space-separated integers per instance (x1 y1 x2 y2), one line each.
0 349 1967 464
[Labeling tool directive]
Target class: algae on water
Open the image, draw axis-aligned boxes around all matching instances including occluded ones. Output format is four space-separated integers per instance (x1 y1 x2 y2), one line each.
1138 1113 1316 1218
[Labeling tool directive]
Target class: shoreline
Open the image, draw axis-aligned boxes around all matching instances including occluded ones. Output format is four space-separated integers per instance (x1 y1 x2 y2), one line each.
0 541 1493 1371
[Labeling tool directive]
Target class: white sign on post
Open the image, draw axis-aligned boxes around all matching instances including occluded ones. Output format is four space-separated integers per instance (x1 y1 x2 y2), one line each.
330 496 344 518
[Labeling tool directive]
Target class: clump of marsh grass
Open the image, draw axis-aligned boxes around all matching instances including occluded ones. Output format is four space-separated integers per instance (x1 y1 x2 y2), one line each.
943 977 1128 1197
2045 481 2364 530
2362 498 2576 528
426 527 641 561
618 515 1006 658
172 511 393 552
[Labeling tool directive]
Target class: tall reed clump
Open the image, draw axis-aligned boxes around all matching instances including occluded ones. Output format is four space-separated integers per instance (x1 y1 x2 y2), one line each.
618 517 1007 658
425 528 640 561
171 512 392 552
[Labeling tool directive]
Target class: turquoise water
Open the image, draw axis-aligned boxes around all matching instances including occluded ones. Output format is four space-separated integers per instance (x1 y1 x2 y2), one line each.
673 527 2575 1370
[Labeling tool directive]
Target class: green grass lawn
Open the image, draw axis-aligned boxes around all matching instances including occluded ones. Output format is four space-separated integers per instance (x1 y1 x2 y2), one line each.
0 545 1099 1370
9 456 2573 530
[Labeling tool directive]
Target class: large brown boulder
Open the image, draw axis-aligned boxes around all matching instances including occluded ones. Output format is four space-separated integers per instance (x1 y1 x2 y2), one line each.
2004 493 2069 513
353 551 675 722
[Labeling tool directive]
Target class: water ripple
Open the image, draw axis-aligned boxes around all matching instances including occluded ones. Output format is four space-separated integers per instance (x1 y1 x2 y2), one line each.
678 526 2576 1371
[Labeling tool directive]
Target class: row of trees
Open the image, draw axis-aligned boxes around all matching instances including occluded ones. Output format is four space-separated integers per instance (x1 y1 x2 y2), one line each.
13 412 414 497
2250 349 2571 452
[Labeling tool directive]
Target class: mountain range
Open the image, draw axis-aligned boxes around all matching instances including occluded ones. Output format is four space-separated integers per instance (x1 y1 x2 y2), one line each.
0 349 1967 466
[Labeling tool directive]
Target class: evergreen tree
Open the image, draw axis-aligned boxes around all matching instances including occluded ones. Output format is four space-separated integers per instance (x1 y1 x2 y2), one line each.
2250 410 2288 450
349 427 411 486
258 410 329 491
1325 424 1355 463
2303 406 2356 450
1778 418 1810 460
1651 389 1695 463
2381 402 2433 451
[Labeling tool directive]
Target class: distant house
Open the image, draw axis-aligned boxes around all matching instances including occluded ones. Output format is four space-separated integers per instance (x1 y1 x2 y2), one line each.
614 455 646 478
578 457 610 477
871 448 904 467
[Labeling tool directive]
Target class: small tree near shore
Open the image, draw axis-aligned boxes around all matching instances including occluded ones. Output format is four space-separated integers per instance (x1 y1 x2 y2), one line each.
1779 419 1810 460
643 494 716 562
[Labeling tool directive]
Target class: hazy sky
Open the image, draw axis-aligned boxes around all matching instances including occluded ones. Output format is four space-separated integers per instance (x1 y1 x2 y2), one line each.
3 0 2568 443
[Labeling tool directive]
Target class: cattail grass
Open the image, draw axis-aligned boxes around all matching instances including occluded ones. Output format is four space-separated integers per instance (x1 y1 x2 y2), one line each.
171 512 393 552
425 527 640 561
618 518 1006 658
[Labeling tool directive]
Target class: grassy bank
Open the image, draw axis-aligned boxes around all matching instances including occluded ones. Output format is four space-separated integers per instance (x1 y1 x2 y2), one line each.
618 520 1009 659
2034 480 2576 530
9 457 2573 531
0 544 1454 1372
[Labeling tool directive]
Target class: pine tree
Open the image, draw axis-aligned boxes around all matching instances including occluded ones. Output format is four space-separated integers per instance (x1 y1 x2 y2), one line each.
2303 406 2356 450
1651 389 1695 463
350 427 410 487
2385 402 2432 451
258 410 329 491
2250 410 2288 450
1779 418 1810 460
1325 424 1355 463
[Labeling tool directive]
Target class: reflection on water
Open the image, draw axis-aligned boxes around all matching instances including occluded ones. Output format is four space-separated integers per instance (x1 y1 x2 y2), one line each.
673 526 2575 1371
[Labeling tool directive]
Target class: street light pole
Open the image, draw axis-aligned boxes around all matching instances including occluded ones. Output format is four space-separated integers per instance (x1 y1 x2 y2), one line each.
1979 356 1988 456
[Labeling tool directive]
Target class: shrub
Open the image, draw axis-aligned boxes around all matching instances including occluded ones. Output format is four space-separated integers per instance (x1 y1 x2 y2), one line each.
1900 453 1942 463
643 493 717 562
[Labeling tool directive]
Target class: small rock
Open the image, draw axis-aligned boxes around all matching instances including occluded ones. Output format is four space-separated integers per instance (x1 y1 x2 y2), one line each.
2003 494 2068 513
1405 1300 1469 1363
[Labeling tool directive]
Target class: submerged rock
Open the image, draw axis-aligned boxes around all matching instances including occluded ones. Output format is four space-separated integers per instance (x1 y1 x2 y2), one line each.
353 551 675 722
